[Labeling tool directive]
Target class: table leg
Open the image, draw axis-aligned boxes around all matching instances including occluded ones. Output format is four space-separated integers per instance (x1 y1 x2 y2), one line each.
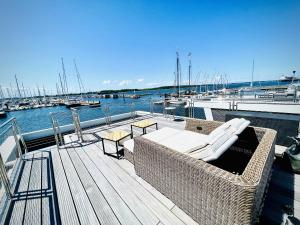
102 139 106 155
155 123 158 130
143 127 146 135
130 125 133 135
116 141 119 159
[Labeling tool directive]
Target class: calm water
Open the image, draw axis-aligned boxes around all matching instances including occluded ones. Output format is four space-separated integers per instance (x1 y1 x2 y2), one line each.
0 96 161 133
0 80 293 133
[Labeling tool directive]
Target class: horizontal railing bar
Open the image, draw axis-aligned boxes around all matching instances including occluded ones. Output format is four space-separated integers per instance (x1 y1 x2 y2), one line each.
0 124 13 137
0 118 15 130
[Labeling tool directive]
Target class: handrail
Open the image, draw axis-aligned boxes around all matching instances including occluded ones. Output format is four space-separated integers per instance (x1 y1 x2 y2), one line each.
0 117 27 199
0 117 15 129
0 124 13 138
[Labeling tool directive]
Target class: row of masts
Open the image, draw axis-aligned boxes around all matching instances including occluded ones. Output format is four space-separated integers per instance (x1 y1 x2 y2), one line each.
174 52 230 96
57 58 86 101
0 58 86 101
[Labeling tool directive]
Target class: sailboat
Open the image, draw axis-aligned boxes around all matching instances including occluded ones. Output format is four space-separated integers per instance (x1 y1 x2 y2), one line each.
168 52 187 105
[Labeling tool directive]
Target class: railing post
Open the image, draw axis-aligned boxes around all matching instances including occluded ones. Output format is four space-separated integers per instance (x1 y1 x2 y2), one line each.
50 113 64 147
193 100 195 118
0 153 12 199
12 123 22 159
72 109 83 142
12 119 27 155
50 113 60 148
149 99 154 114
130 103 136 120
57 122 64 146
104 105 111 125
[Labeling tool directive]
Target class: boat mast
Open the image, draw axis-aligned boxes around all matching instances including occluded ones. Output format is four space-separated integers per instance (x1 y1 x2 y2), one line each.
43 85 46 99
291 70 296 84
176 52 181 97
59 73 66 99
6 88 12 102
73 59 85 98
21 83 26 99
56 83 60 96
0 85 4 100
250 59 254 87
10 83 15 100
15 74 22 99
188 53 192 92
61 58 69 98
37 84 41 99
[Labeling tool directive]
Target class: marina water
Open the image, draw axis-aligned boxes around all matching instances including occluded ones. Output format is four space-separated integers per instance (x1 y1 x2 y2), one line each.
0 80 295 133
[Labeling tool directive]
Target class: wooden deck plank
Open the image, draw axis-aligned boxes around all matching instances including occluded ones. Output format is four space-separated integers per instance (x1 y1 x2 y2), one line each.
75 144 159 225
69 145 145 225
112 156 176 210
41 151 51 225
66 148 126 225
51 147 81 225
8 154 33 225
59 148 101 225
23 152 42 225
82 140 185 225
171 206 199 225
0 158 22 225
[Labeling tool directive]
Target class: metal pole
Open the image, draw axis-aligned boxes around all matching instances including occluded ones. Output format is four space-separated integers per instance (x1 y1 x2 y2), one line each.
50 114 60 148
130 103 136 120
72 109 83 142
13 119 28 154
150 99 154 114
57 121 64 146
12 122 22 158
0 153 12 198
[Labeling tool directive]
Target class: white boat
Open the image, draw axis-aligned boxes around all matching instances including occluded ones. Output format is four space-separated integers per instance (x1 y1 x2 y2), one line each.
279 75 300 82
0 111 7 118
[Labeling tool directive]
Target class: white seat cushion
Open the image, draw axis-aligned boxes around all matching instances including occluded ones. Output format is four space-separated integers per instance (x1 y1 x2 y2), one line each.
143 127 181 142
159 130 208 154
124 127 183 153
123 139 134 153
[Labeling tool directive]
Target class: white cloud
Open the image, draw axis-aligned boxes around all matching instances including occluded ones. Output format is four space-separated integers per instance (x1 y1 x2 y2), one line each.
137 78 144 83
118 80 132 86
146 82 160 87
102 80 111 85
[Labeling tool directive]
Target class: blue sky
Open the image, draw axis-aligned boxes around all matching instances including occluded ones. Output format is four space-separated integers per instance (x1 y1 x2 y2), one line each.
0 0 299 94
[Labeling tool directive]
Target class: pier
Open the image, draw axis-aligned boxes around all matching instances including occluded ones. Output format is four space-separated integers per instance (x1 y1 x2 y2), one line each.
0 112 299 224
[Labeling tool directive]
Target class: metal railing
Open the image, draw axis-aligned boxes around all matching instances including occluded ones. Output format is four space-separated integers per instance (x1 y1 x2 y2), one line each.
71 109 84 142
0 117 27 199
50 111 84 147
50 112 70 148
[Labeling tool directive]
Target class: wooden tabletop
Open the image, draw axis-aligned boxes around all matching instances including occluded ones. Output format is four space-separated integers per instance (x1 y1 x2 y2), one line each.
103 130 131 141
132 119 156 128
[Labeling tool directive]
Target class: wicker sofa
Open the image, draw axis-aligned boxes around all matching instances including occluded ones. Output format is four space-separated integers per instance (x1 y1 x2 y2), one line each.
133 118 277 225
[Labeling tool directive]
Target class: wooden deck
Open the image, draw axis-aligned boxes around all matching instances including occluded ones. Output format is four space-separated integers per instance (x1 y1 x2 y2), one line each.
1 115 300 225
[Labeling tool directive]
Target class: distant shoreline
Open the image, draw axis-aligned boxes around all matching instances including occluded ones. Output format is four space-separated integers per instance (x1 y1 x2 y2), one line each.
94 79 292 94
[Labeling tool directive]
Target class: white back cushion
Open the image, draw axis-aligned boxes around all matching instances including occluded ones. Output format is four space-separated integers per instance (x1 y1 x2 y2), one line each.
202 135 239 162
190 128 237 159
234 120 250 135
